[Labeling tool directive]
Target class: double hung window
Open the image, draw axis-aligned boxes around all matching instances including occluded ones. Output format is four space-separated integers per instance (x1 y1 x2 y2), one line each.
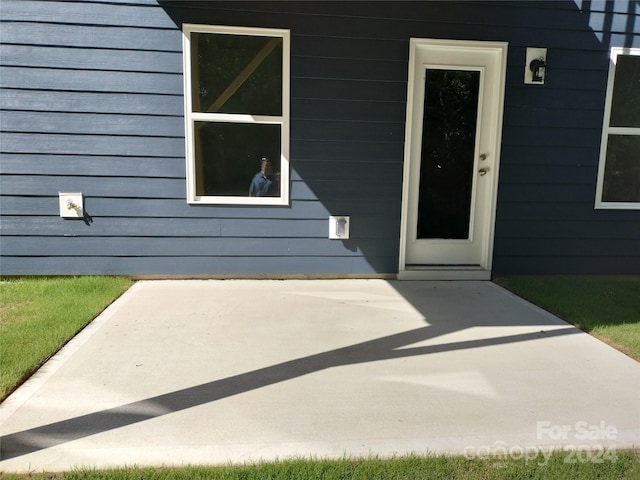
183 25 290 204
595 48 640 209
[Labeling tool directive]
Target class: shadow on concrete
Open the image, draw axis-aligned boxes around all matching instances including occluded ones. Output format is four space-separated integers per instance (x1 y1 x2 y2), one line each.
0 280 580 460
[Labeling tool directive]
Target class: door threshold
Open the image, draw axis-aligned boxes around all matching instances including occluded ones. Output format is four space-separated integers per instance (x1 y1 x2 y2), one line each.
398 266 491 280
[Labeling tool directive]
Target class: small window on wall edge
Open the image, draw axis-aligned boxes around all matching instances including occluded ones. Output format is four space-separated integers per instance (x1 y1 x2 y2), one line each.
182 24 290 205
595 47 640 209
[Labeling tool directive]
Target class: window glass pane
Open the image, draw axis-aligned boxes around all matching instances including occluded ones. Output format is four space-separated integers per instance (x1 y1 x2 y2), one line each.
610 55 640 128
191 33 283 116
417 69 480 239
602 135 640 202
194 122 281 197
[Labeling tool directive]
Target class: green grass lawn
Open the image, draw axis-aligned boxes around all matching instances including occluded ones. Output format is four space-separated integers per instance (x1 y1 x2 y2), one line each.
493 275 640 361
0 276 132 401
1 451 638 480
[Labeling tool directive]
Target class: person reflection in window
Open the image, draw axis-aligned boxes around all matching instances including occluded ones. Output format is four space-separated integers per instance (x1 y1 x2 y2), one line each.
249 157 279 196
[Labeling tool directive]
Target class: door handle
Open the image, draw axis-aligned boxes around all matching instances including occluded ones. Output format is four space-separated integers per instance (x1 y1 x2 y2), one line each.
478 168 488 176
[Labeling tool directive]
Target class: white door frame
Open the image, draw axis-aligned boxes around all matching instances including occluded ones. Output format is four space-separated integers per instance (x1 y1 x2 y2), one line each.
398 39 508 280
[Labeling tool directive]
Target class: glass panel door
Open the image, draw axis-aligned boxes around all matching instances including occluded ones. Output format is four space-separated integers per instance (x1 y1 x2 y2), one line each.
400 39 508 279
417 69 480 239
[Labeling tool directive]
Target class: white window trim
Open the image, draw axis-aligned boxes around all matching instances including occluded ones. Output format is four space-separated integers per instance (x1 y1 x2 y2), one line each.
595 47 640 210
182 24 290 205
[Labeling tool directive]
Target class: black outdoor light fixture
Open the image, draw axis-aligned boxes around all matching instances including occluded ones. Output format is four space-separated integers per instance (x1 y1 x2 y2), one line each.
525 47 548 85
529 57 547 83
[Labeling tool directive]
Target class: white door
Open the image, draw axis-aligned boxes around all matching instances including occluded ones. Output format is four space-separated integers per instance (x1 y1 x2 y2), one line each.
399 39 507 280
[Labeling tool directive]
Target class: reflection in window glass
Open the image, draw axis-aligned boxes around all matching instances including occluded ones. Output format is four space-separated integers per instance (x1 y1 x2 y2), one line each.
195 122 281 197
602 135 640 202
191 33 283 116
610 55 640 128
183 25 289 204
596 48 640 209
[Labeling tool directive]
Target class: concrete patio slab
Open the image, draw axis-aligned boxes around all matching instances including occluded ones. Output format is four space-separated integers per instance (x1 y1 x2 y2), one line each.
1 280 638 472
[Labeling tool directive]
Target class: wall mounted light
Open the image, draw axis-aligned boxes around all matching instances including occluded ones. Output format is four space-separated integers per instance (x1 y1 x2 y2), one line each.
525 47 547 84
529 58 547 82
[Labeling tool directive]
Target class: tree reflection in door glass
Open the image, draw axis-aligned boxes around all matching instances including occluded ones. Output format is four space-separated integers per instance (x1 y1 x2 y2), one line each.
417 69 480 239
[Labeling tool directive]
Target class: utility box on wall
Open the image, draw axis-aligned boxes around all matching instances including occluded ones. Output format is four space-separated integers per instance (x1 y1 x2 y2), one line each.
58 192 84 218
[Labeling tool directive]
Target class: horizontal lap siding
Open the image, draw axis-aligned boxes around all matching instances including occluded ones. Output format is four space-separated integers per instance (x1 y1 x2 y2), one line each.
1 0 187 275
493 1 640 273
1 0 639 275
0 0 406 275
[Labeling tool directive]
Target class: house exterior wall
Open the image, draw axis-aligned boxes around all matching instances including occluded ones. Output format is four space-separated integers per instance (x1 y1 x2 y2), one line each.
1 0 638 276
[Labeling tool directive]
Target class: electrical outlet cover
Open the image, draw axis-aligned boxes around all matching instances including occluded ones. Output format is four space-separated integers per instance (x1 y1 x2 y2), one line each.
329 216 350 239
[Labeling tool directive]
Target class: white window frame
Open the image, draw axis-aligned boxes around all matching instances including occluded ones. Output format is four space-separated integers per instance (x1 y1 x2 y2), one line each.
182 24 290 205
595 47 640 210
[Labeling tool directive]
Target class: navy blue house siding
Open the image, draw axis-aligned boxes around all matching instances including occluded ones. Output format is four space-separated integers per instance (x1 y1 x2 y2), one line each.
1 0 638 276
